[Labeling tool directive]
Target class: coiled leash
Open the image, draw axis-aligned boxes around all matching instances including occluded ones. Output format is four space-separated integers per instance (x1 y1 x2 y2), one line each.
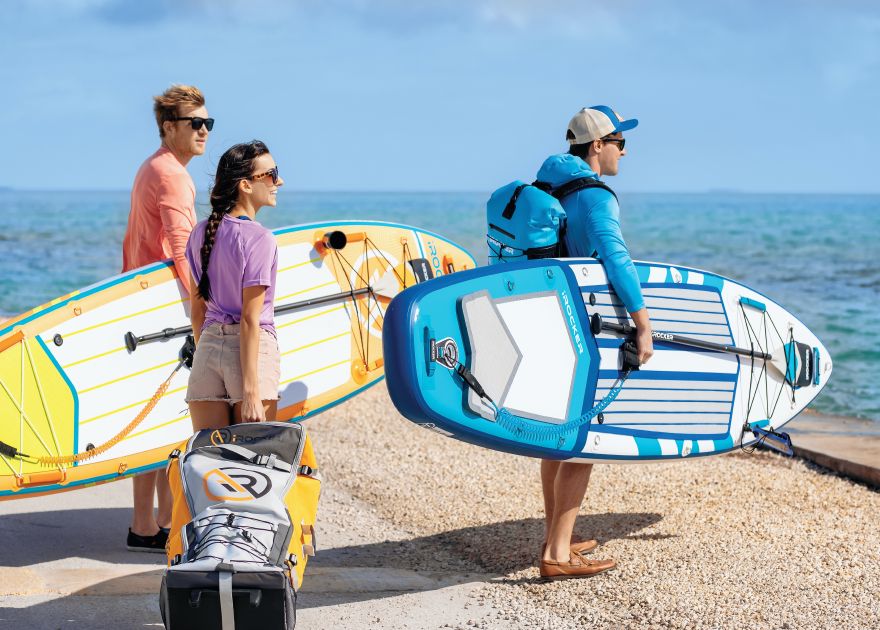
452 340 639 443
0 336 194 468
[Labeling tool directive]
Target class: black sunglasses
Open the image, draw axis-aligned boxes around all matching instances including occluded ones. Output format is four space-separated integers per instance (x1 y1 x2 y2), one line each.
601 137 625 150
172 116 214 131
251 167 280 185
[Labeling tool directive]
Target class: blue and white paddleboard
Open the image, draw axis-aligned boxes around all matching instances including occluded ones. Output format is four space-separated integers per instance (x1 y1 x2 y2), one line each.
382 258 832 462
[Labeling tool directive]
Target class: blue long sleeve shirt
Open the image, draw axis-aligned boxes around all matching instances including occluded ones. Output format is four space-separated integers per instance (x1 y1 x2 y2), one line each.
537 154 645 313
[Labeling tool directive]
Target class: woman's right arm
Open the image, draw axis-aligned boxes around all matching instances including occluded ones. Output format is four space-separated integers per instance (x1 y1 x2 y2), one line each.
189 273 206 344
239 285 267 423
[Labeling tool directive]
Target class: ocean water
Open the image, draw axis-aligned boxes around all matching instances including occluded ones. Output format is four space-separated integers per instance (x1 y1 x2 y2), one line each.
1 190 877 422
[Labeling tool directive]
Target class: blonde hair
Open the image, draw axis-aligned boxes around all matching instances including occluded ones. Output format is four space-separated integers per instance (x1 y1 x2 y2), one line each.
152 84 205 138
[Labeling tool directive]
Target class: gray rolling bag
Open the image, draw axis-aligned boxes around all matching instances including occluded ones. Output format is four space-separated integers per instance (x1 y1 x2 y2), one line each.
160 422 321 630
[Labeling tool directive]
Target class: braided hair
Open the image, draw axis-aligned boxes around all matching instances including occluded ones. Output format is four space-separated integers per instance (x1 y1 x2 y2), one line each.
198 140 270 301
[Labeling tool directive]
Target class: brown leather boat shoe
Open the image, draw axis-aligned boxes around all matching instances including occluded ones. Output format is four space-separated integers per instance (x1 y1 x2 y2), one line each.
571 539 599 554
541 539 599 556
540 550 616 579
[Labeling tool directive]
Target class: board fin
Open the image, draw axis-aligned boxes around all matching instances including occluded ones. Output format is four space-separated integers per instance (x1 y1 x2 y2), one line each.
750 426 794 456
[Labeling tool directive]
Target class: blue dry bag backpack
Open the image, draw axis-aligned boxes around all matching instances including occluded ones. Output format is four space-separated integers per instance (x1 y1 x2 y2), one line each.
486 177 617 264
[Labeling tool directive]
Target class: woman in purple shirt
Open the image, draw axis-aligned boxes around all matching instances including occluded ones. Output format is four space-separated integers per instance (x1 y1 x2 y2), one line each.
184 140 284 429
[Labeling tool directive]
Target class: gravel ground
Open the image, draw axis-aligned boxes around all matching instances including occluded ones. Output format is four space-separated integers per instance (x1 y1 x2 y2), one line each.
307 385 880 630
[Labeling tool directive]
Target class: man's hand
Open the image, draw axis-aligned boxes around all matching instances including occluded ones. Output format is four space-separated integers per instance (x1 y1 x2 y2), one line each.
179 335 195 369
629 308 654 365
635 325 654 365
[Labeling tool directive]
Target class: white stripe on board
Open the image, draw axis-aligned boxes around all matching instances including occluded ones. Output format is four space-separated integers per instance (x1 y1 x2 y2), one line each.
652 320 732 336
580 431 638 456
591 294 726 314
658 439 679 456
597 379 735 390
604 400 732 413
648 267 667 283
590 304 729 325
598 389 734 402
641 287 722 301
605 424 727 436
598 347 738 374
602 412 730 424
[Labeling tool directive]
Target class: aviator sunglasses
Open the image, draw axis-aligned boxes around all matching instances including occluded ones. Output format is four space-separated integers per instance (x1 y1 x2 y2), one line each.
251 167 280 185
172 116 215 131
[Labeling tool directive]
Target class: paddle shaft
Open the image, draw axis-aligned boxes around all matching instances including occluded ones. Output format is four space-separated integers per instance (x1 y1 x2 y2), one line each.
597 317 773 361
127 287 372 350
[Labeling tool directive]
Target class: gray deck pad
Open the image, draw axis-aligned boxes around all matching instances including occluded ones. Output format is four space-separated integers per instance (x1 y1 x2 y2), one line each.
459 291 522 420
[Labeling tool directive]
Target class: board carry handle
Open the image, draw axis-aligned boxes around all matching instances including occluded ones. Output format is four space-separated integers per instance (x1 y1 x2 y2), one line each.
15 469 66 488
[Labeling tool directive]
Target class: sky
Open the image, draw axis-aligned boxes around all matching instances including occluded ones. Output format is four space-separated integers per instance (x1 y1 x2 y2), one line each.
1 0 879 193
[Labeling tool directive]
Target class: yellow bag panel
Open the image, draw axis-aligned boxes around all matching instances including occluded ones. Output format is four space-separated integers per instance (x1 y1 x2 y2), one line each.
165 455 191 564
285 472 321 588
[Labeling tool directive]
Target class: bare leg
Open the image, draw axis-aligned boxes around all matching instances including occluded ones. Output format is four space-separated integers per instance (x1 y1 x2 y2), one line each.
232 400 278 424
190 400 233 432
131 472 160 536
543 462 593 562
155 467 173 529
541 459 561 546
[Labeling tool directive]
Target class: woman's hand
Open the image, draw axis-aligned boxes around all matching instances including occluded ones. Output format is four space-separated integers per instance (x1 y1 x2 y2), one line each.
239 393 266 423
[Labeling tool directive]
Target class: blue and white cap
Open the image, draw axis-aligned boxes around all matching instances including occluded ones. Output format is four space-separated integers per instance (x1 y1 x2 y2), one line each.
567 105 638 144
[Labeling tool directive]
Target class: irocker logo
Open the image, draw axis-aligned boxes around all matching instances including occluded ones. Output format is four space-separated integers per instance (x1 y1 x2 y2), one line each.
209 429 262 446
560 291 584 355
426 241 443 276
653 331 673 341
210 429 232 445
203 467 272 501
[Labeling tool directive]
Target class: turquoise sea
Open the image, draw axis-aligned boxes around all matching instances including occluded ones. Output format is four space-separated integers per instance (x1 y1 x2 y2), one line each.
1 190 877 423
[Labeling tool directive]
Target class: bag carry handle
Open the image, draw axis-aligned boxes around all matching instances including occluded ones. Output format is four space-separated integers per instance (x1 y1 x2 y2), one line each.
209 444 293 473
189 588 262 609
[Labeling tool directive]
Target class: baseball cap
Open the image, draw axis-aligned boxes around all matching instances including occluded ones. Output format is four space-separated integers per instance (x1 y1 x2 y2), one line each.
567 105 638 144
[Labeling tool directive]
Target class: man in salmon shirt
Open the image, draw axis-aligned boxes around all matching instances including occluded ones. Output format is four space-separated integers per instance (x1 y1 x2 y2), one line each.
122 84 212 551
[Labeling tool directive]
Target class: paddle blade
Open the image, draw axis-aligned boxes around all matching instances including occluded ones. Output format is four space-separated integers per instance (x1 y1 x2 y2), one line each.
372 268 404 300
767 340 817 388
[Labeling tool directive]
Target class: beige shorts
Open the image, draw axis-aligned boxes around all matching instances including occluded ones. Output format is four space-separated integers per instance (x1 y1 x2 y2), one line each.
185 323 281 404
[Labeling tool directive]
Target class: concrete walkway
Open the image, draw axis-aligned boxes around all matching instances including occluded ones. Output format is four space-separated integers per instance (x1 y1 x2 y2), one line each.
0 478 498 630
787 411 880 487
1 409 877 629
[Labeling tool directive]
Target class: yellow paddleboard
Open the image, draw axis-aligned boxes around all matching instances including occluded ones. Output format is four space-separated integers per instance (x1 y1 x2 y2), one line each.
0 220 474 499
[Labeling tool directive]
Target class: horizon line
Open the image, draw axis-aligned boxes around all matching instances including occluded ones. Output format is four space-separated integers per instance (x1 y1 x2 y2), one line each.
2 187 880 196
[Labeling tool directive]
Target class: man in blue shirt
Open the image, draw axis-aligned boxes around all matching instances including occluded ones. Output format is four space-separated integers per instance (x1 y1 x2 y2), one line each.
537 106 654 579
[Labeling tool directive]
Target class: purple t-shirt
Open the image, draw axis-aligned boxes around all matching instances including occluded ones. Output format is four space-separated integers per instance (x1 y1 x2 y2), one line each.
186 214 278 335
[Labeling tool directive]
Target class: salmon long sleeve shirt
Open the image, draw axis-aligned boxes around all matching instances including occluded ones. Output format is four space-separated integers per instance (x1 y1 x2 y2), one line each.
122 146 197 290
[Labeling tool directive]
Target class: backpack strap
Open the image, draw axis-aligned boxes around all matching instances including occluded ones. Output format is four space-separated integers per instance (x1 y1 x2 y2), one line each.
537 177 618 202
217 567 235 630
528 177 616 258
502 183 530 219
